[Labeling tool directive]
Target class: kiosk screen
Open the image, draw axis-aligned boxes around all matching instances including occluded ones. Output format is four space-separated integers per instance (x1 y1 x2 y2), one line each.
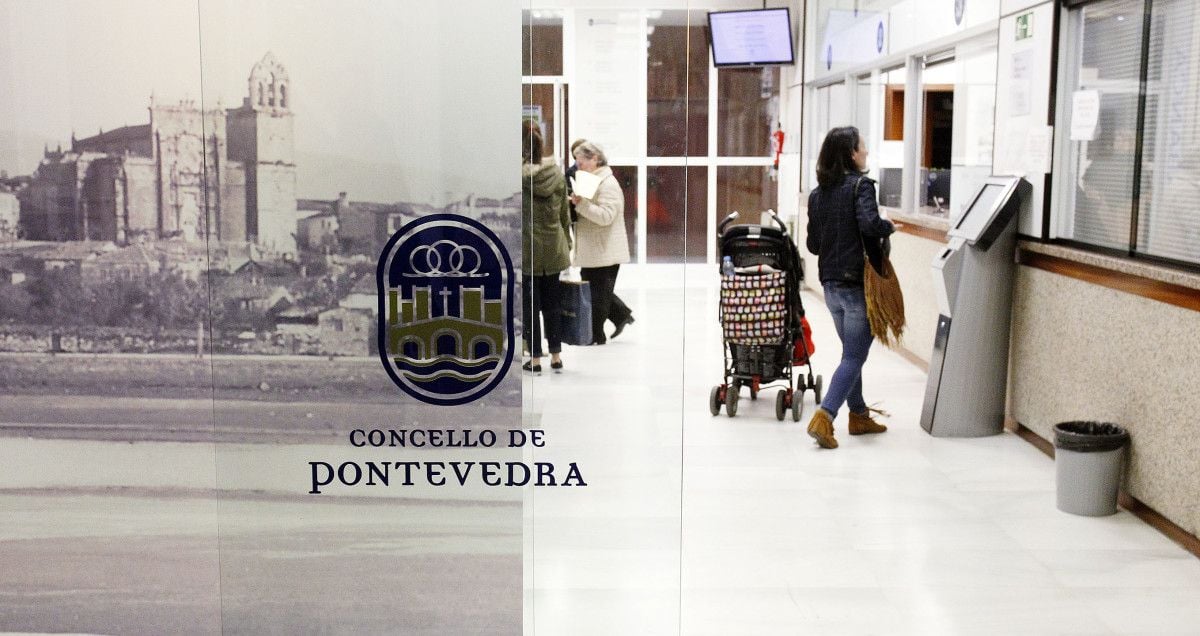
954 183 1007 242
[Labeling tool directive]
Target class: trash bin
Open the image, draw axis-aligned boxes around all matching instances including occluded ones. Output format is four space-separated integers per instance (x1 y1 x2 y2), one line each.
1053 421 1130 516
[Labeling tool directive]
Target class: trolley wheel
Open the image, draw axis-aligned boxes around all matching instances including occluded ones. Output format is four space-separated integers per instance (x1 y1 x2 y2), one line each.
791 389 804 422
813 374 824 407
750 387 758 400
725 382 740 417
774 390 787 421
797 375 807 391
709 385 723 416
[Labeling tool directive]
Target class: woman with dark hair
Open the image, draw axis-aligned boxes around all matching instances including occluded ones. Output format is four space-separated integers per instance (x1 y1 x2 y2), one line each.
804 126 895 449
522 124 572 373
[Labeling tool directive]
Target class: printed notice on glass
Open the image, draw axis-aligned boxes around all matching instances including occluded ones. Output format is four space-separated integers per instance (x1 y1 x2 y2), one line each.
1008 50 1032 117
1025 125 1053 174
1070 90 1100 141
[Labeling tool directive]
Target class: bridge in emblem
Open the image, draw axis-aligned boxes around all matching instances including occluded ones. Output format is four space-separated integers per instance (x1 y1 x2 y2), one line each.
388 286 505 362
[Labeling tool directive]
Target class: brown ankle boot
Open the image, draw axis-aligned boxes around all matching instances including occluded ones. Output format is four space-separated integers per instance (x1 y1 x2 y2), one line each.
848 407 888 435
806 408 837 449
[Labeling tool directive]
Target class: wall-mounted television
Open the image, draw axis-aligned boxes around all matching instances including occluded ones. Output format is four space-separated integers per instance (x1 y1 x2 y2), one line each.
708 8 795 67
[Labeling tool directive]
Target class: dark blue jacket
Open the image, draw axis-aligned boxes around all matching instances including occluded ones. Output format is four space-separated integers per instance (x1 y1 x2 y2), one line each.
806 172 895 285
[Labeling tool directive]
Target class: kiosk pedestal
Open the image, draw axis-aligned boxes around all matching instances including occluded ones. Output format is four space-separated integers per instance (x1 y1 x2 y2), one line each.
920 177 1030 437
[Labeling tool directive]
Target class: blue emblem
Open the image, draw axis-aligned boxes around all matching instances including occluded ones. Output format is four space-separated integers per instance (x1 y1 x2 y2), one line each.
876 22 885 53
955 0 966 25
377 214 515 406
827 44 833 70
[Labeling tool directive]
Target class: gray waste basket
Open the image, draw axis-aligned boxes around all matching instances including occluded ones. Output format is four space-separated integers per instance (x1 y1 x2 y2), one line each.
1054 421 1130 516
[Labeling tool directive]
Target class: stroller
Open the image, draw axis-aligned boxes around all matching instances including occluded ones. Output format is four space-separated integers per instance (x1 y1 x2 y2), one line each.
708 210 823 421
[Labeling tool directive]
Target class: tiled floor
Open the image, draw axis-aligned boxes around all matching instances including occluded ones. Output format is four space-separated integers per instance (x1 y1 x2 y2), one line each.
522 265 1200 635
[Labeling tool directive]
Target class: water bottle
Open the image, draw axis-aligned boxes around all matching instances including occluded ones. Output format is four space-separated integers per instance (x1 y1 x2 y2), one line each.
721 256 734 276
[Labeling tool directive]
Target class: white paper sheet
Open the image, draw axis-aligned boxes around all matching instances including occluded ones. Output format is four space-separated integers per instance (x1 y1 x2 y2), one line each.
1026 125 1053 174
570 169 602 201
1070 90 1100 141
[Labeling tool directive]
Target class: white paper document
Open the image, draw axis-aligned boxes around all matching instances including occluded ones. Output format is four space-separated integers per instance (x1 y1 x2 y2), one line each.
1026 125 1053 174
570 169 602 201
1009 51 1033 117
1070 90 1100 141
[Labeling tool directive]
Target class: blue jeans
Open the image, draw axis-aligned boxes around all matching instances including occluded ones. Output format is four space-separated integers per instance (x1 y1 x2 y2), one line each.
820 282 874 418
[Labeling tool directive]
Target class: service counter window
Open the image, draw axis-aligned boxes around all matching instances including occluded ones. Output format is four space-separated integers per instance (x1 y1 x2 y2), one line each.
1058 0 1200 267
833 36 994 226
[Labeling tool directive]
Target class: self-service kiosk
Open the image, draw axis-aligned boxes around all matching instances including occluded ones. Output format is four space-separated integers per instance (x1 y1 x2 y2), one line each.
920 177 1031 437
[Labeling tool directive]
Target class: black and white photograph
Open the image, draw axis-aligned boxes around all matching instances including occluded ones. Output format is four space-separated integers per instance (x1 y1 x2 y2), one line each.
0 1 522 633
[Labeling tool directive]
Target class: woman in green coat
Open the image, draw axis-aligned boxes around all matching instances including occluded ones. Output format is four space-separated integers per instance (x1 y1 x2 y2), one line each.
522 125 572 373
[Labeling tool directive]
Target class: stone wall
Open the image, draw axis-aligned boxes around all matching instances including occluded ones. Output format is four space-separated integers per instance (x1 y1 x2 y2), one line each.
1010 263 1200 537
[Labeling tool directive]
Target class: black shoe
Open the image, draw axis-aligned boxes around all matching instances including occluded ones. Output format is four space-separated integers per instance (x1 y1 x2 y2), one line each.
611 315 635 339
522 361 541 374
550 359 563 373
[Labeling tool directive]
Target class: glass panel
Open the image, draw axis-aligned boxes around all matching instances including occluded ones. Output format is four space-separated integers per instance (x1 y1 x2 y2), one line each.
611 165 640 261
718 67 780 157
524 83 556 161
817 1 889 73
1137 0 1200 265
529 11 687 631
648 166 707 263
918 58 956 217
0 1 221 632
522 10 563 76
876 66 906 210
571 9 645 159
855 74 874 146
200 1 523 631
648 10 709 157
714 166 779 256
1062 0 1143 251
948 40 996 224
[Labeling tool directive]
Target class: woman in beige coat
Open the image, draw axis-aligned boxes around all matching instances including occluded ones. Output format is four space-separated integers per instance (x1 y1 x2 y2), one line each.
568 141 634 345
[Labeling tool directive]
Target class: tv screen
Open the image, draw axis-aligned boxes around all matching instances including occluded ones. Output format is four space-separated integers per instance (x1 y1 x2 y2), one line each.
708 8 794 67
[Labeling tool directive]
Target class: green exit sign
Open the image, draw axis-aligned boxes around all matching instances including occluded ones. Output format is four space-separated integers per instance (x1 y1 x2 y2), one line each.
1016 12 1034 40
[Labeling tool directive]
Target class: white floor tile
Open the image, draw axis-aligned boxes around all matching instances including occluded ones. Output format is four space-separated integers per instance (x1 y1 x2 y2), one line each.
523 264 1198 633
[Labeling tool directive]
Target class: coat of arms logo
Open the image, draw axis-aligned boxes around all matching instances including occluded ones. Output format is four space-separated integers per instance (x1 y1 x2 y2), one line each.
377 214 514 405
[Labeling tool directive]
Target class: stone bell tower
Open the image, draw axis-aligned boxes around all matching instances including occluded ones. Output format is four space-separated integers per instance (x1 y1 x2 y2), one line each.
227 51 297 255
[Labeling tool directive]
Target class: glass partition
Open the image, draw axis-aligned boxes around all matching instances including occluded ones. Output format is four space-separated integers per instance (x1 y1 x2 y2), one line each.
719 67 780 157
648 9 709 158
1137 0 1200 264
649 166 707 263
0 2 222 632
199 1 523 631
1059 0 1144 251
525 6 690 632
948 39 996 223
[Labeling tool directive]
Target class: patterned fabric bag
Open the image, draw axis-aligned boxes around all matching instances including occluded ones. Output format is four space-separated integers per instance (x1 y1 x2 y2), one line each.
719 272 788 345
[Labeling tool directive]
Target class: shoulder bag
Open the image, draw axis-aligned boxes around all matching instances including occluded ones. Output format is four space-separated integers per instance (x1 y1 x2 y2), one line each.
854 176 906 348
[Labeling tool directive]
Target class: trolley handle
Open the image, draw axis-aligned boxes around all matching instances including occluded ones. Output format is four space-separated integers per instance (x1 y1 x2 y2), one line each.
717 211 740 236
718 210 788 236
764 209 787 233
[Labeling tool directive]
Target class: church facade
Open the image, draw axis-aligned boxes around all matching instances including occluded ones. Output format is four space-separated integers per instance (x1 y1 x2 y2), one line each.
17 53 298 255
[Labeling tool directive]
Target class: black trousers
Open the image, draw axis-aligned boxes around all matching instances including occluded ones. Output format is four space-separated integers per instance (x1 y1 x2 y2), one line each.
522 273 564 358
580 264 631 345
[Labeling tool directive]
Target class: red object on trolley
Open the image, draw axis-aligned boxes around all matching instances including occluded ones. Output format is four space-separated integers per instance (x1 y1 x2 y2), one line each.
793 316 816 364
